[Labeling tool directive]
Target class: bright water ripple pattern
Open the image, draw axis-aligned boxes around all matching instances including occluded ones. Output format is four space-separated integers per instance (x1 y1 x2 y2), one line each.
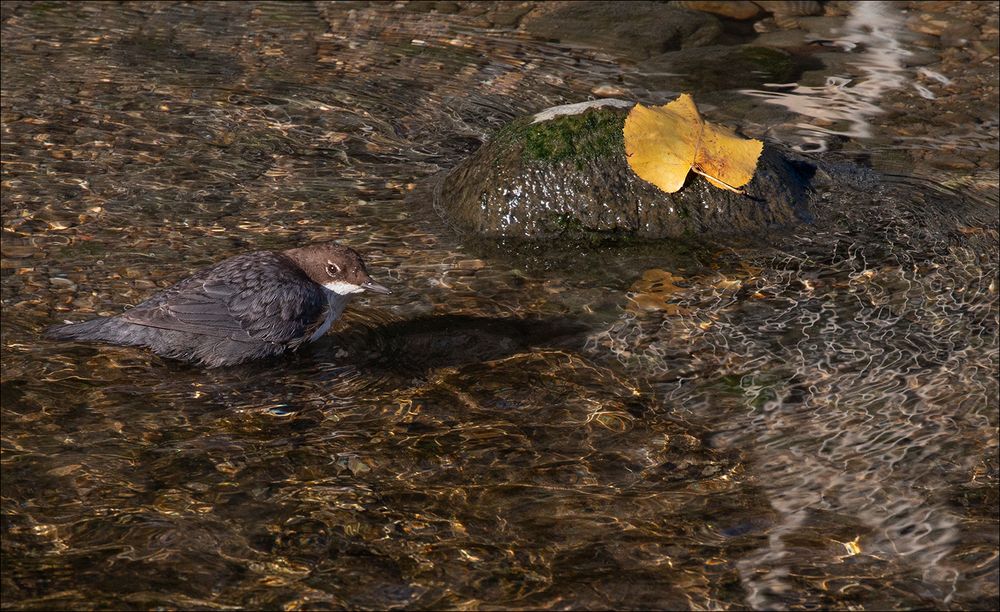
592 237 998 608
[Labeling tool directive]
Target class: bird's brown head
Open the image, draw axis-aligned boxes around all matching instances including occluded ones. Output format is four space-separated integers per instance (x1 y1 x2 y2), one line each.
283 242 390 295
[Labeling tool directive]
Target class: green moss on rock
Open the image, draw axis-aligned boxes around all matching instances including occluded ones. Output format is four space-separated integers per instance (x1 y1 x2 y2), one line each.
521 110 626 164
487 106 629 170
524 109 625 162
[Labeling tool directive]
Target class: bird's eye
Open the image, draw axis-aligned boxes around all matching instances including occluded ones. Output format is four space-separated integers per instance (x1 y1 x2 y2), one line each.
326 263 341 276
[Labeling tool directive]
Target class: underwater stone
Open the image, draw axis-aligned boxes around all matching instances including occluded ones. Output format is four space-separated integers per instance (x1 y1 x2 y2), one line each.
520 1 722 61
633 45 803 92
675 1 763 21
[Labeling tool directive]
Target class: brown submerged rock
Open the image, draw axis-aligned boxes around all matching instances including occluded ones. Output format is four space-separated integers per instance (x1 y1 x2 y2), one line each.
675 1 763 20
520 1 721 61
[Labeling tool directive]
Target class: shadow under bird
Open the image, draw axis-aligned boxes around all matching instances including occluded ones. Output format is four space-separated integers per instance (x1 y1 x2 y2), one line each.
46 242 390 367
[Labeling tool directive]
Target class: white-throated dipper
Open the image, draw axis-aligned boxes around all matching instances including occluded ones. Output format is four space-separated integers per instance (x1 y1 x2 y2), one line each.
46 242 390 367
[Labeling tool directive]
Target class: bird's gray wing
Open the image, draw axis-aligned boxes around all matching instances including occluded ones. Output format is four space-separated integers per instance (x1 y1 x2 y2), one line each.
120 252 328 344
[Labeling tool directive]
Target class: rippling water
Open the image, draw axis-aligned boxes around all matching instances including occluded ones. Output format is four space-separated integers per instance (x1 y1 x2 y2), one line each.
2 1 997 610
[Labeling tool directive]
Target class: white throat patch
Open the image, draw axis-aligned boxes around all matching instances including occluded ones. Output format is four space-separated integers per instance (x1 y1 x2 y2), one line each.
324 281 364 295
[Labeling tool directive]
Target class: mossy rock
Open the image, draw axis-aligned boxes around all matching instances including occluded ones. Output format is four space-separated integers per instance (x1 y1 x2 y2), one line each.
435 100 816 242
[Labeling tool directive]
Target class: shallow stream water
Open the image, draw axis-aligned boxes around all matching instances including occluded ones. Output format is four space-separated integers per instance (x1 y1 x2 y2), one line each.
2 1 998 610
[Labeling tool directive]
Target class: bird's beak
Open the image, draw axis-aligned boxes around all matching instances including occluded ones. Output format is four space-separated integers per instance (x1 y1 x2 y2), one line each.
361 279 391 294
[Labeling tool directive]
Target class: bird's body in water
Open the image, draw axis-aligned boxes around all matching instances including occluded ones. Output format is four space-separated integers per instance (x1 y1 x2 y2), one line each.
46 242 390 367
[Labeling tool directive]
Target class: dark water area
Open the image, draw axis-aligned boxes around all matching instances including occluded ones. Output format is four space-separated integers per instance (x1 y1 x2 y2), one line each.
2 1 997 610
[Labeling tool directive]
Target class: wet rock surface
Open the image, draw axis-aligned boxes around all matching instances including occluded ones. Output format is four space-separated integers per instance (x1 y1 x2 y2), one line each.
435 92 997 261
435 101 820 241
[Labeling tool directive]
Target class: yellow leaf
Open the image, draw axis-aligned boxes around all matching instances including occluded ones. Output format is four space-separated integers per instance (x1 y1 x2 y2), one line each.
623 94 763 194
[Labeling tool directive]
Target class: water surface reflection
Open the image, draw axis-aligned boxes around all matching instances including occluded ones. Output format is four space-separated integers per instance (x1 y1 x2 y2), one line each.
2 1 997 609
